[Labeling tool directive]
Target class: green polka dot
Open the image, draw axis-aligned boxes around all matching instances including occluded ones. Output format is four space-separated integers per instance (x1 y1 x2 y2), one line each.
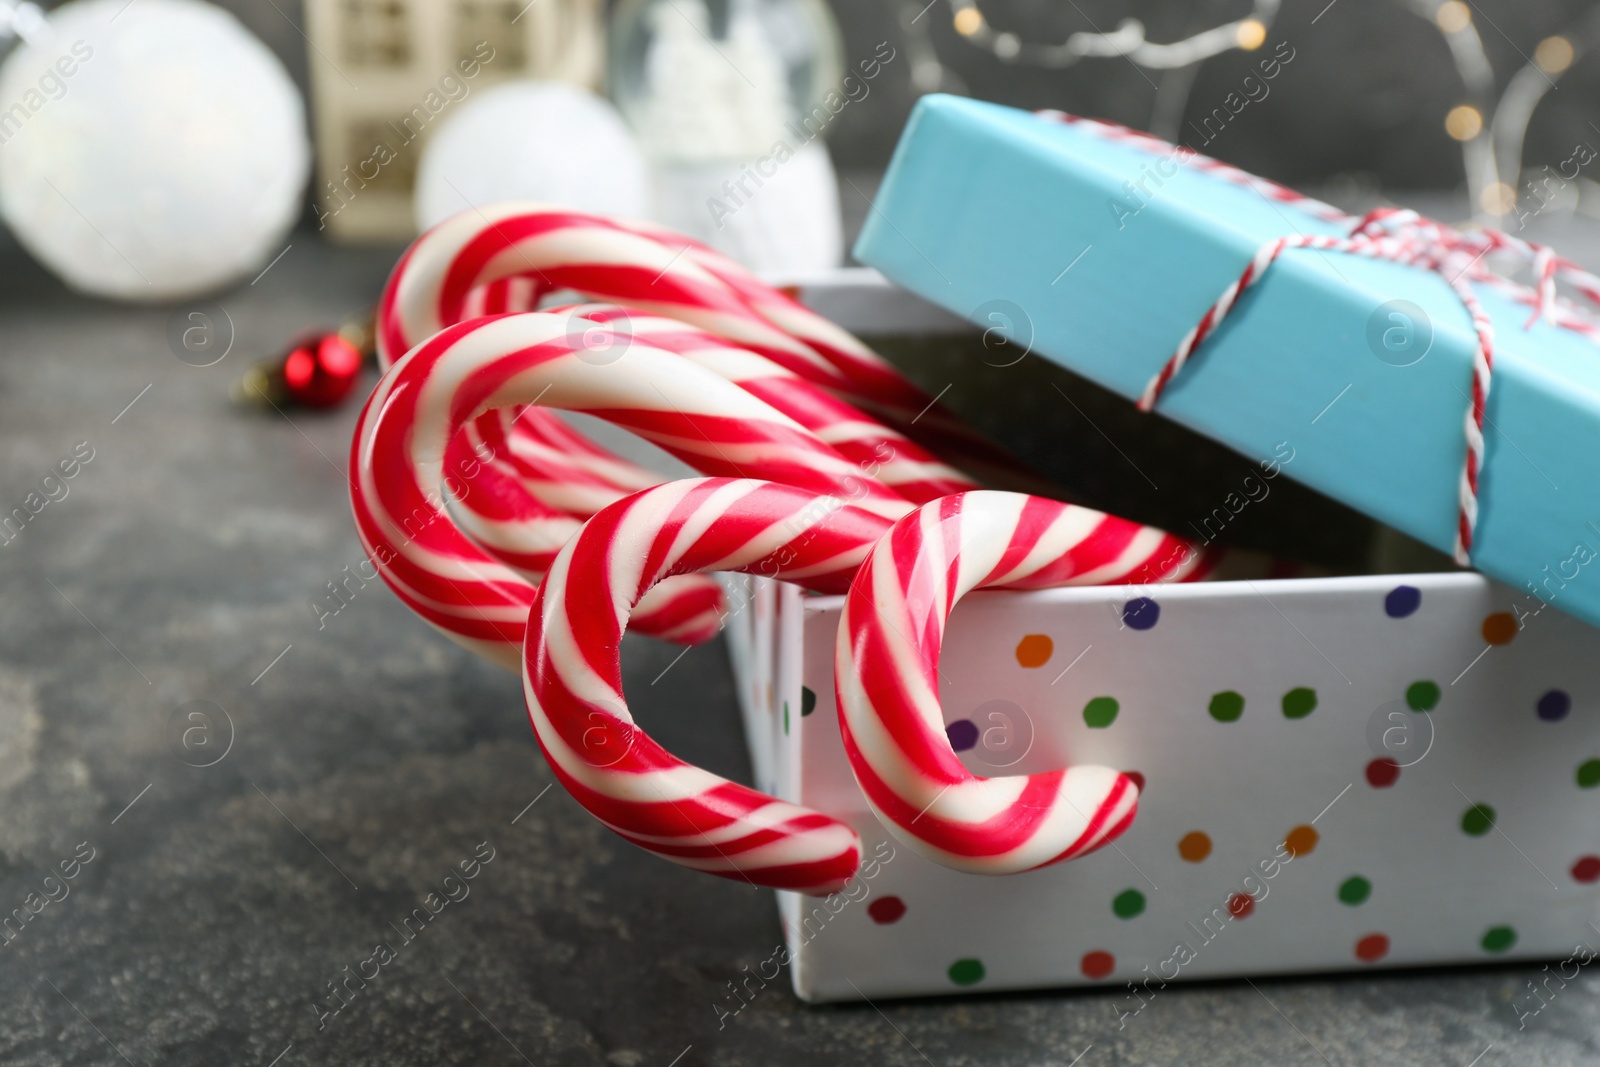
1281 687 1317 719
1209 691 1245 723
801 686 817 717
1461 803 1496 836
1481 925 1517 953
1405 680 1440 711
782 702 790 736
1337 875 1371 905
1112 888 1145 919
948 958 985 986
1083 696 1119 729
1578 759 1600 789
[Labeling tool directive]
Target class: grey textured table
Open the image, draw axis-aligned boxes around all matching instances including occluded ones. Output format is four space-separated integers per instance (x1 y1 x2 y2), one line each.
1 213 1597 1067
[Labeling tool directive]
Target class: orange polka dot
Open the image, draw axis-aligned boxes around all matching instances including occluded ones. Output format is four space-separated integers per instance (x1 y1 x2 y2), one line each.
1283 824 1319 858
1482 612 1516 645
1080 950 1115 979
1177 831 1212 862
1015 634 1054 668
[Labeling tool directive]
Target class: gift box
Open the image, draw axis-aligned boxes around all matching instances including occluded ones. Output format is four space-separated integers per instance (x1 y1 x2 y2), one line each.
716 272 1600 1004
726 565 1600 1004
852 94 1600 633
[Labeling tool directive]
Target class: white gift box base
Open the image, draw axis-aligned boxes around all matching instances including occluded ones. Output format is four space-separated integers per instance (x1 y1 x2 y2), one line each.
723 570 1600 1003
709 270 1600 1004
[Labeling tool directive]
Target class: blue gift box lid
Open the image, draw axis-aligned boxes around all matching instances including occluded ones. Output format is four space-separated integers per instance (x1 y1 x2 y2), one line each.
856 93 1600 631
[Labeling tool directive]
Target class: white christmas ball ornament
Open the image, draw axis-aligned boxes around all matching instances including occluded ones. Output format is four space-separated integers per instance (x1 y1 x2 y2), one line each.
0 0 309 301
415 82 649 231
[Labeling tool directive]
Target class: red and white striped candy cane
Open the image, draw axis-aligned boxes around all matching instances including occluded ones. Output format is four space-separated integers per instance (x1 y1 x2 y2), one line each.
381 272 730 644
836 491 1216 874
431 407 723 645
432 301 977 639
375 203 1027 484
524 478 894 894
553 304 979 503
420 269 972 639
399 270 681 523
522 478 1225 892
437 400 730 644
351 311 912 669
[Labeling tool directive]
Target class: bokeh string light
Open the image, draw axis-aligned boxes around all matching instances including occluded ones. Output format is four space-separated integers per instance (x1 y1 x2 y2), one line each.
900 0 1595 225
1407 0 1600 223
896 0 1281 138
940 0 1278 70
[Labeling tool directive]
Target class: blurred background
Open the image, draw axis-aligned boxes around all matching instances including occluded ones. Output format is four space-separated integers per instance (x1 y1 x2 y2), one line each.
152 0 1600 187
2 0 1600 303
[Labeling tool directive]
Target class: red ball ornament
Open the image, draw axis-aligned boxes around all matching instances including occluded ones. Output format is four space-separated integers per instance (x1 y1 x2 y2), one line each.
281 333 363 408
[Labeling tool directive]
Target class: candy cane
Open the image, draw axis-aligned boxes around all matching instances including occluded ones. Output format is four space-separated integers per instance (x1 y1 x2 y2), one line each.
835 491 1214 874
522 478 1224 892
375 203 1028 484
383 210 1032 640
431 301 978 641
436 407 724 645
547 305 979 503
351 311 913 670
524 478 893 894
426 273 968 641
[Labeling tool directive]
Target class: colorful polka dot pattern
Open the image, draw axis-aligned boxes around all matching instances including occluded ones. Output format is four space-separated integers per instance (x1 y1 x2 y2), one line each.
1015 634 1053 668
1355 934 1389 963
1112 889 1145 919
1338 876 1371 905
1281 687 1317 719
1080 950 1115 980
1406 681 1441 712
1178 831 1212 862
948 958 985 986
1123 597 1160 630
1538 689 1571 722
868 897 906 925
1481 926 1517 953
1083 697 1119 729
1461 803 1496 836
1482 612 1517 645
1384 585 1421 618
946 720 979 752
1209 691 1245 723
1284 824 1319 858
831 585 1594 992
1578 760 1600 789
1365 758 1401 788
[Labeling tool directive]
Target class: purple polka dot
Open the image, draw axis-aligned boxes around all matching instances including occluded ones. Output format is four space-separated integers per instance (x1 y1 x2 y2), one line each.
1537 689 1571 722
946 720 979 751
1385 585 1421 618
1123 597 1160 630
